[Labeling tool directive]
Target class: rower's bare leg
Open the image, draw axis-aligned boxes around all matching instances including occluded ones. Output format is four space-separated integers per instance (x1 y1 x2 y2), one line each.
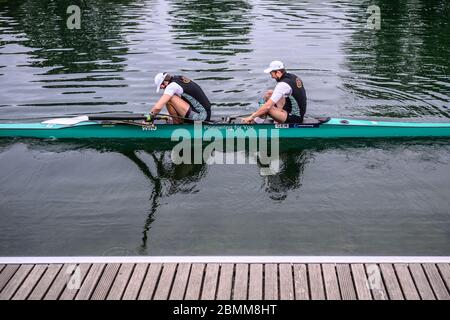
267 107 288 123
166 95 190 124
166 102 180 124
262 90 286 123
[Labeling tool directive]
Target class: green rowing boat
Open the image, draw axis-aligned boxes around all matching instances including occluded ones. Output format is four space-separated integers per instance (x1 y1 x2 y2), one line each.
1 114 450 139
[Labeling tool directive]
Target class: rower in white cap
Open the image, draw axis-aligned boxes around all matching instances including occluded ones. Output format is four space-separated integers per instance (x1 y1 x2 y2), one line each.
242 61 307 124
149 73 212 123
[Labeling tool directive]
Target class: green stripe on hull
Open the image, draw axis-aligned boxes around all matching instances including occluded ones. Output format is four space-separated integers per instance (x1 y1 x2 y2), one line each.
1 118 450 139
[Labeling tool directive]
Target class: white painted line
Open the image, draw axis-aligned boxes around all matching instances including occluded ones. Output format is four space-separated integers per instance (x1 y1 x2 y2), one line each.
0 256 449 264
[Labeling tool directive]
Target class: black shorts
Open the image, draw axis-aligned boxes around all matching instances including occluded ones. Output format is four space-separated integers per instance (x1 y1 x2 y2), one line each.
285 114 304 124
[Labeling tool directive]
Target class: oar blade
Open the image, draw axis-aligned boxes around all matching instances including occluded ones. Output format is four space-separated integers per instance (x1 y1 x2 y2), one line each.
42 116 90 125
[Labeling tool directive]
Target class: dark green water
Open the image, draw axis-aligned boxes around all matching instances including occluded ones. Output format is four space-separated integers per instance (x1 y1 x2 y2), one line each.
0 0 449 256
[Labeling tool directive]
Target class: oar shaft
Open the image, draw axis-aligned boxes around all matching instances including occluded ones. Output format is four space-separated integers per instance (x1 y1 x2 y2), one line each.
88 113 147 121
159 113 217 124
88 113 216 124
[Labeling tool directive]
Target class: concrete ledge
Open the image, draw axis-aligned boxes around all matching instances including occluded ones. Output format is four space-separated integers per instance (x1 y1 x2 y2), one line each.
1 256 450 264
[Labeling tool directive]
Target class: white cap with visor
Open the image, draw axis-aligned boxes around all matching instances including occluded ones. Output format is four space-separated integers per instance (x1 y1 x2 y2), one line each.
263 60 285 73
154 72 168 92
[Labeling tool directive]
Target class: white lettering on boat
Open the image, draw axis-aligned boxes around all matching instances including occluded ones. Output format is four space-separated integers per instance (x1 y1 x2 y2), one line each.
142 125 157 131
170 122 280 175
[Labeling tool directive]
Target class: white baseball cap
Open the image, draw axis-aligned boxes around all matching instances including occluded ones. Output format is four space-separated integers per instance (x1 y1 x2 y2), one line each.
264 60 285 73
154 72 168 93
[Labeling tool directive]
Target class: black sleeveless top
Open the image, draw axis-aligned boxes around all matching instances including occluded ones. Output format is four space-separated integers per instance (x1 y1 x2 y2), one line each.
277 73 307 120
170 76 211 120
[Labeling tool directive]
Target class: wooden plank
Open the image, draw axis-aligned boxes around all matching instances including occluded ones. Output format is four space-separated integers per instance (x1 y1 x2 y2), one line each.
308 264 325 300
437 264 450 292
233 264 248 300
264 264 278 300
185 264 205 300
91 263 120 300
216 264 233 300
422 264 450 300
394 264 420 300
28 264 63 300
75 263 105 300
380 264 403 300
201 263 219 300
293 264 309 300
138 263 163 300
279 264 294 300
0 265 20 293
169 264 191 300
365 264 388 300
336 264 357 300
409 264 435 300
248 264 263 300
122 264 148 300
12 265 47 300
106 263 134 300
322 264 340 300
0 264 34 300
44 264 77 300
351 264 371 300
153 263 177 300
59 264 91 300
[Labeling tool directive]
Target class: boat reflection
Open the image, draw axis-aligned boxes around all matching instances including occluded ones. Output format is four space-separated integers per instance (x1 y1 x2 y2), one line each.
1 137 448 254
122 148 207 254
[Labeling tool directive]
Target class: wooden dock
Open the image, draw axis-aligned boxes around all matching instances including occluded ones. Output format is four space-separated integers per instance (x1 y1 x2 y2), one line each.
0 257 449 300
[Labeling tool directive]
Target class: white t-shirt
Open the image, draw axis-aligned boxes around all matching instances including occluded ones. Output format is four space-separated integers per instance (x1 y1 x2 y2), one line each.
163 82 184 97
269 82 292 104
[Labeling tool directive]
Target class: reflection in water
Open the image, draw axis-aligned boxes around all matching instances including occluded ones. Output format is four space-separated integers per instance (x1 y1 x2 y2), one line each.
341 0 450 118
1 137 450 256
76 141 208 254
167 0 254 109
123 150 207 254
1 1 450 256
0 0 142 110
84 140 315 252
264 150 311 201
168 0 252 59
0 0 136 73
0 138 321 252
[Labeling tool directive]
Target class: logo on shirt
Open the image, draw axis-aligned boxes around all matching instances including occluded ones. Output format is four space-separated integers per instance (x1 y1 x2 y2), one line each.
181 76 191 84
296 78 303 89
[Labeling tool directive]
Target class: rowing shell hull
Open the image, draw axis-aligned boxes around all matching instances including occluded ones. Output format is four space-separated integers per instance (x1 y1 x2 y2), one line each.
1 118 450 139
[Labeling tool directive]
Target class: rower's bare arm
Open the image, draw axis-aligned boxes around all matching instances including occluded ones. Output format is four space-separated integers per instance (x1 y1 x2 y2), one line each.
242 99 275 123
252 99 275 118
151 94 172 114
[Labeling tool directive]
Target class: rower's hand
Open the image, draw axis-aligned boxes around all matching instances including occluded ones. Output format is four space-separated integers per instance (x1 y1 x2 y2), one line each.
145 113 155 122
241 117 254 124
